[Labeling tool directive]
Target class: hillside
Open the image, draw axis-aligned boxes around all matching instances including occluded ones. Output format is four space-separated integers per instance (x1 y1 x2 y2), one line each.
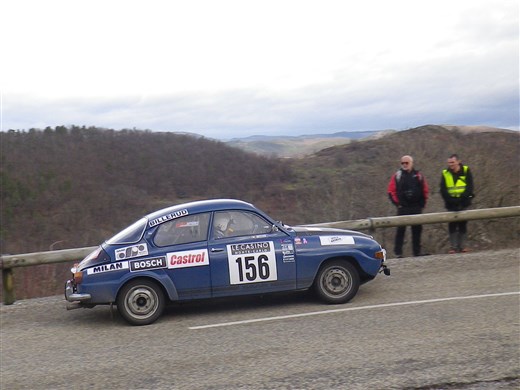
0 127 293 253
1 125 519 299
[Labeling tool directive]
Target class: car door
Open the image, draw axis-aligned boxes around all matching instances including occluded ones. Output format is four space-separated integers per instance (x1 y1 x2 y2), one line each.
151 212 212 300
208 210 296 297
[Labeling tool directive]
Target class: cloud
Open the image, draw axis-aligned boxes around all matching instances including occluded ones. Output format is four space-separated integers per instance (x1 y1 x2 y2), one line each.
1 0 518 138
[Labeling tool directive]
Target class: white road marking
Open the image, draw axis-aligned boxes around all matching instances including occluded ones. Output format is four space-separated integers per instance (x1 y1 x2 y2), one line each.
188 291 520 330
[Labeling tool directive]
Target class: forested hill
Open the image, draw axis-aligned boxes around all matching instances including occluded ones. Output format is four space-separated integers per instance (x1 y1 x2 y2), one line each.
0 127 293 253
1 125 519 258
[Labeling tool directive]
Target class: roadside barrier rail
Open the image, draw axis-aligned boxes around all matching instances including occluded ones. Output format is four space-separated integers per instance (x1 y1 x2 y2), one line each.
1 206 519 305
304 206 520 231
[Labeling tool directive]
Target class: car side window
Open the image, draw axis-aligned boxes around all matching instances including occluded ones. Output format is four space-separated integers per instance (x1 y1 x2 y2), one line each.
154 213 210 247
213 211 272 239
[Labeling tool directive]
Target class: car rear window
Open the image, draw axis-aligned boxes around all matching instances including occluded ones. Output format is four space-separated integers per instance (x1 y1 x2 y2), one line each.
154 213 210 247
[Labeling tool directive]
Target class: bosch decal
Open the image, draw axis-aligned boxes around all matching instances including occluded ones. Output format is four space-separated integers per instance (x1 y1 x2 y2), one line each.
130 257 167 272
115 244 148 260
167 249 209 269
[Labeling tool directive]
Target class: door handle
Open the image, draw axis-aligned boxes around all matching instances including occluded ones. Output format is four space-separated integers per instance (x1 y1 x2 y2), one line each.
210 248 225 253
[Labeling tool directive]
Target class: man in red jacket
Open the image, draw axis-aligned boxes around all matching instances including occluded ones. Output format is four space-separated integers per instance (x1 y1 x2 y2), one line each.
387 155 429 257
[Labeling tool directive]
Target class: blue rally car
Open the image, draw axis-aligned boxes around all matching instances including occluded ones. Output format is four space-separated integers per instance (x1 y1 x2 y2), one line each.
65 199 389 325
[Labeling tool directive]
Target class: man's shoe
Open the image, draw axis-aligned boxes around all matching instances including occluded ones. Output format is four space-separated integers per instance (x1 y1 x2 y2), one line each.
448 249 457 254
395 254 403 258
460 248 470 253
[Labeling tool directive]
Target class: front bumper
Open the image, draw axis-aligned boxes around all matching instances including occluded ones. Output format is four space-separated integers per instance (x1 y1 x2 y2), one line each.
64 280 91 302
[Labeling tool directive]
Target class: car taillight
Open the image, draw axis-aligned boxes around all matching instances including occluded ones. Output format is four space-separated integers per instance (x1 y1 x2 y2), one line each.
70 263 83 284
73 271 83 284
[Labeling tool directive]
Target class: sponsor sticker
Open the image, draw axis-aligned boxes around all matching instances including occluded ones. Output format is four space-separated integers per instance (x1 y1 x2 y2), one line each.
175 221 199 228
149 209 189 227
167 249 209 269
115 243 148 260
281 243 295 263
130 256 167 272
283 254 295 263
87 261 129 275
281 243 294 253
227 241 278 284
319 235 355 246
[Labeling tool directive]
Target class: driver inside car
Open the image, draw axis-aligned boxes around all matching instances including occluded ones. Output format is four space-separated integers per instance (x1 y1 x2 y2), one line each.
213 213 235 238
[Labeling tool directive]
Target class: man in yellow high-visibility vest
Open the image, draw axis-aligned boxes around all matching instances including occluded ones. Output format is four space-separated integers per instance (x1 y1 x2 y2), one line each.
440 154 474 253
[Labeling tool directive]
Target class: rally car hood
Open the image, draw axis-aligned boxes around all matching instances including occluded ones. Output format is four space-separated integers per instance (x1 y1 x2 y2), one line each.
291 225 372 239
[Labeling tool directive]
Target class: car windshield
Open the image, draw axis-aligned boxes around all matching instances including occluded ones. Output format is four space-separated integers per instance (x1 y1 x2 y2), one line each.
106 218 147 244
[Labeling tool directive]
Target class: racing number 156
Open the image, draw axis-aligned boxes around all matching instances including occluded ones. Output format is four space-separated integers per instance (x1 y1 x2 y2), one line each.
235 255 270 282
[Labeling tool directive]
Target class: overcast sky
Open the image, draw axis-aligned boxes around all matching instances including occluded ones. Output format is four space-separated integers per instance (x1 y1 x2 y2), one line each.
1 0 518 139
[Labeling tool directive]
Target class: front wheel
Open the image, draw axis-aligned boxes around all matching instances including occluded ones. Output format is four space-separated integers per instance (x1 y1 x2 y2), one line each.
117 279 165 326
315 260 360 304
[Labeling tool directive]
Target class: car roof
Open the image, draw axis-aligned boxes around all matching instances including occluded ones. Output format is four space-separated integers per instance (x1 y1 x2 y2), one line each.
146 199 259 223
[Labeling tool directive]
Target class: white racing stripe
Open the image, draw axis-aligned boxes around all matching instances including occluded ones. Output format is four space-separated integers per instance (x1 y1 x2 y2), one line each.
189 291 520 330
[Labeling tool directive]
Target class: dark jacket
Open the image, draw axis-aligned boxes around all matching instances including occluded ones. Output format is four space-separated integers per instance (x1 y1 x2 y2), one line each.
440 164 474 211
388 169 429 208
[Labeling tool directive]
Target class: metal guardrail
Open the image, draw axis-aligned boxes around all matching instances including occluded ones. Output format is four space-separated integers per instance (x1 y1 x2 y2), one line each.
304 206 520 230
1 206 519 305
0 246 98 305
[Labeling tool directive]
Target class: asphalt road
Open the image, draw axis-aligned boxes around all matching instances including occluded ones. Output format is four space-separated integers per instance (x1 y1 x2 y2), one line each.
1 248 519 390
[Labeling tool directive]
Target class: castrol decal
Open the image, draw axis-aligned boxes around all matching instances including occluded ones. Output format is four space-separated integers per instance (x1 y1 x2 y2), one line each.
167 249 209 269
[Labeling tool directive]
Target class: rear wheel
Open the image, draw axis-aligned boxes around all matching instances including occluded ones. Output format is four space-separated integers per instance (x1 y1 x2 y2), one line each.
117 279 165 326
315 260 360 304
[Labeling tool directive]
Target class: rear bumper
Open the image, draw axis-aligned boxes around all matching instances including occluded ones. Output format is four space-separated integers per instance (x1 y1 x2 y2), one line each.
64 280 91 302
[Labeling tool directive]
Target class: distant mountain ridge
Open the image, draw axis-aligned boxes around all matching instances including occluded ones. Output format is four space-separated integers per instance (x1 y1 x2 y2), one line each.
225 125 514 157
225 130 393 157
228 130 391 141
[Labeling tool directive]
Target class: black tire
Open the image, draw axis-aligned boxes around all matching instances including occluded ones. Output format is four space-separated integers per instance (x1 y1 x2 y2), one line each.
117 279 165 326
314 260 360 304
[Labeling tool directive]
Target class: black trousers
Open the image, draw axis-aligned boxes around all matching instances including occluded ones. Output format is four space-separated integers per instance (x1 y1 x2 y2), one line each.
394 206 423 256
448 220 467 234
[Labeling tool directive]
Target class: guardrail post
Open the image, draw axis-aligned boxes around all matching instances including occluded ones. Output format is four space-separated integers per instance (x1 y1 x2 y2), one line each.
2 267 15 305
367 218 375 234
